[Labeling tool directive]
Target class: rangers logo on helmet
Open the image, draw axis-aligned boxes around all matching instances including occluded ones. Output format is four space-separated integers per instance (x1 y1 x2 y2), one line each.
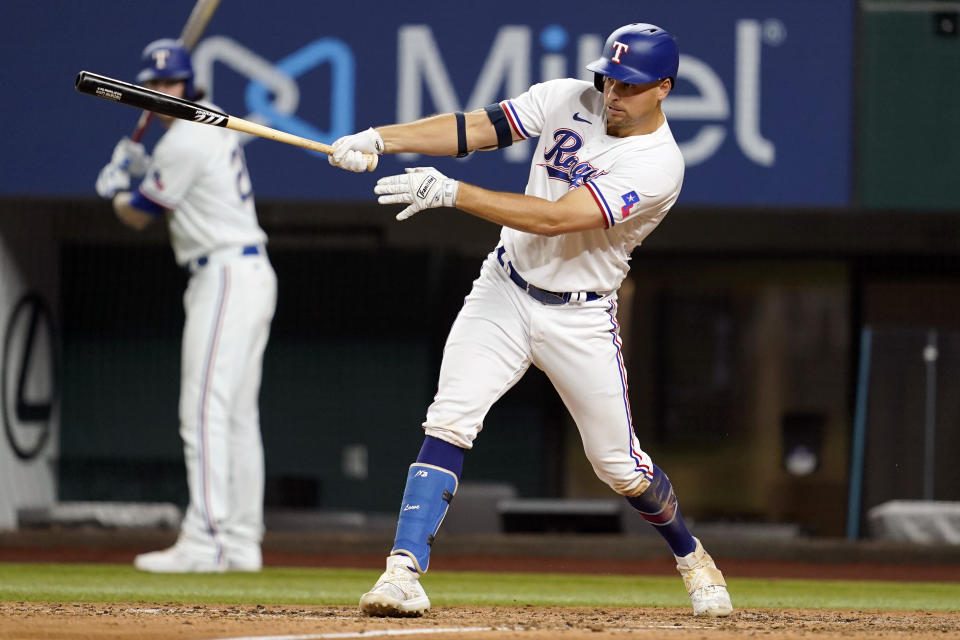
611 41 630 63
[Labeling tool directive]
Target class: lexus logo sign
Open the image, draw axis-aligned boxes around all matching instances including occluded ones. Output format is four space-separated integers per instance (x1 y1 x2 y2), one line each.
3 292 58 460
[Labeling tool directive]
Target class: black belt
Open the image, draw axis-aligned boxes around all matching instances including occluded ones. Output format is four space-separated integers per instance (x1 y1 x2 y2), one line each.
496 247 604 305
195 244 260 268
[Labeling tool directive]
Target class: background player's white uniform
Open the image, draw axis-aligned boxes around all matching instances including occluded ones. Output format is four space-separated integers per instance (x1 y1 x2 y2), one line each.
425 78 684 497
136 110 277 571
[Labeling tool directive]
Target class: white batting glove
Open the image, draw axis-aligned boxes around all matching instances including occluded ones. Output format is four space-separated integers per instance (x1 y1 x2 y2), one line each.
328 127 384 172
374 167 459 221
95 162 131 199
110 137 150 178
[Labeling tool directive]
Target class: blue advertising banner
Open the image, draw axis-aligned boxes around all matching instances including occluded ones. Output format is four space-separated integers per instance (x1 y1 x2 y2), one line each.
1 0 854 206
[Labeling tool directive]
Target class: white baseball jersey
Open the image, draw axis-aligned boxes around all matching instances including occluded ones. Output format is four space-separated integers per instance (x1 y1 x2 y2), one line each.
132 102 276 570
498 78 684 293
138 104 267 266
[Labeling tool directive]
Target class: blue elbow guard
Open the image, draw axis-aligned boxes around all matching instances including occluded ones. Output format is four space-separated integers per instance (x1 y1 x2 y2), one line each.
391 463 459 573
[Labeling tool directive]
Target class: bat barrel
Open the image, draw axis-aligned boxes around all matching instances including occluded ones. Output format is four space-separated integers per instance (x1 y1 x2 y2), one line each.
75 71 229 126
76 71 147 106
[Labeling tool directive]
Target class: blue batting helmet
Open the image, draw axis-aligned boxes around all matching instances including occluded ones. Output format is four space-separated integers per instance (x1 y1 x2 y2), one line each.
585 23 679 92
136 38 195 97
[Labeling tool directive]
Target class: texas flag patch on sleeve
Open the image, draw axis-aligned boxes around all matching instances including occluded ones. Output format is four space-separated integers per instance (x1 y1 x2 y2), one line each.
620 190 640 217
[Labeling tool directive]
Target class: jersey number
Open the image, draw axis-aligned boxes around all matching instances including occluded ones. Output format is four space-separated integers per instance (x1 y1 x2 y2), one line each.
231 147 253 202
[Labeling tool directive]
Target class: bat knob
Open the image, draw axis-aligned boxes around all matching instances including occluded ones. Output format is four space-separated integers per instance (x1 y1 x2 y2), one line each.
366 153 379 172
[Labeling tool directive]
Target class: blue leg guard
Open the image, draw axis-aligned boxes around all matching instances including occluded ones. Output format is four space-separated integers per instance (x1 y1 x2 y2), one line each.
391 463 459 573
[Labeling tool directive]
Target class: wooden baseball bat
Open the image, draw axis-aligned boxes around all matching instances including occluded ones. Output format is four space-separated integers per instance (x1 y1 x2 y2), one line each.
132 0 222 141
179 0 222 50
77 71 378 171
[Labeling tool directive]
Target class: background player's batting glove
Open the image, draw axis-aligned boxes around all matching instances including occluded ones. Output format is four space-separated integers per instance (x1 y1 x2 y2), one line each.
329 127 384 172
374 167 459 221
95 162 131 200
110 137 150 178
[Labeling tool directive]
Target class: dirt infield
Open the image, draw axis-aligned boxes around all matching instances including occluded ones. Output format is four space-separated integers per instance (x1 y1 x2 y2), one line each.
4 602 960 640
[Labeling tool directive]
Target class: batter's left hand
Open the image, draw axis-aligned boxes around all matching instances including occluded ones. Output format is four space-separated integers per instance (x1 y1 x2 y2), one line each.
329 127 384 173
374 167 459 221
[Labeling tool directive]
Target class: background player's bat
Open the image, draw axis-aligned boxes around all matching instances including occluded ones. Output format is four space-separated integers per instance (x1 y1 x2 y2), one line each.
77 71 378 171
131 0 222 142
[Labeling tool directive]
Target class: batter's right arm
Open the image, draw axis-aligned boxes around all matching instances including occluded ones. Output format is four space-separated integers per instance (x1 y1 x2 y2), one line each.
375 167 607 235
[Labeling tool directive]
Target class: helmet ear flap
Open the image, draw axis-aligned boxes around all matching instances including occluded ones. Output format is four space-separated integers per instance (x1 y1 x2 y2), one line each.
593 72 604 92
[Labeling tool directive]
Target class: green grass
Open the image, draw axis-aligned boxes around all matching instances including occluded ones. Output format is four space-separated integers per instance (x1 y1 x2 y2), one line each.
0 563 957 611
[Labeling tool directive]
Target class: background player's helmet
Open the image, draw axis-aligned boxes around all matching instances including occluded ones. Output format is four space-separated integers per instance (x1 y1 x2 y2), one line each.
586 23 679 92
136 38 195 98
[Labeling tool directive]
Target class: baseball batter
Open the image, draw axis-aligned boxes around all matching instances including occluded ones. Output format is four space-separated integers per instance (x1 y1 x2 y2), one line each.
95 39 277 573
329 23 732 618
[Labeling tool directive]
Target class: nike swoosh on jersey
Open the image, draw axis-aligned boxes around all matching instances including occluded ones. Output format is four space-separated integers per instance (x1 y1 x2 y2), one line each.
572 112 592 124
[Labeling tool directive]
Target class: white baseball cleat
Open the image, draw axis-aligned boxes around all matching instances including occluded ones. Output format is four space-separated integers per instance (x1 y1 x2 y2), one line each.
133 542 227 574
359 554 431 617
225 545 263 572
675 537 733 617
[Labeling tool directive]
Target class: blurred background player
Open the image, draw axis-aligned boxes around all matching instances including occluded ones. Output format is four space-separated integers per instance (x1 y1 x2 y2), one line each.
94 38 277 573
329 22 733 617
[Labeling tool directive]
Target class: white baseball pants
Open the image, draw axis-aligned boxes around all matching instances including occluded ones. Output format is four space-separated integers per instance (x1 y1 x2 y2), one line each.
177 249 277 564
424 250 654 497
